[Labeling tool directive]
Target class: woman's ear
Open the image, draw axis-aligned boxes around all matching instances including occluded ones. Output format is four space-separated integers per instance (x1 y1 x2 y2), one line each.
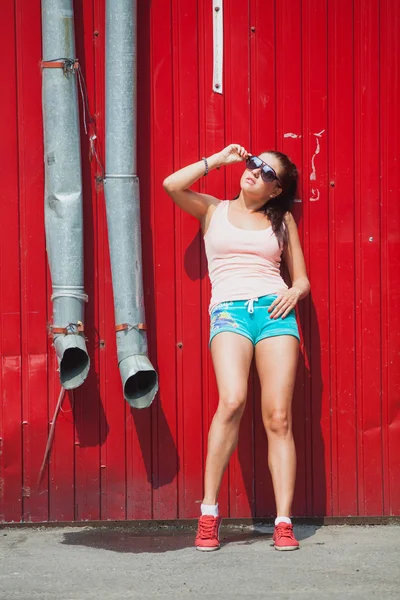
271 186 283 199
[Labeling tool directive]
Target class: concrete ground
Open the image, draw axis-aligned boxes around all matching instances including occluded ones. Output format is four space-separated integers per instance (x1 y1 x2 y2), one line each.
0 524 399 599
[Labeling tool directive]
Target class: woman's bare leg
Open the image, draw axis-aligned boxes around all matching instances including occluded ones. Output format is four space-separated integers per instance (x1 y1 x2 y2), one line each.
255 335 299 516
202 332 254 505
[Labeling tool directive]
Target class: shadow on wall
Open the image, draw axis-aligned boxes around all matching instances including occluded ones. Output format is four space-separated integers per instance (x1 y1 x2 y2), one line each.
304 298 326 517
184 229 208 281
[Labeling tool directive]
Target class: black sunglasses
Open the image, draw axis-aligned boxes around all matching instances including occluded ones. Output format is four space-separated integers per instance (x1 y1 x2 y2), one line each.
245 156 280 185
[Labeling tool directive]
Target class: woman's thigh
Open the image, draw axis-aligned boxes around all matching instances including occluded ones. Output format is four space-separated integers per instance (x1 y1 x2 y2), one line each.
211 332 254 400
255 335 299 418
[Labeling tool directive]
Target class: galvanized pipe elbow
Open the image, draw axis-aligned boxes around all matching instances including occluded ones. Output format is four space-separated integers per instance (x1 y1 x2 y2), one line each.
41 0 90 390
105 0 158 408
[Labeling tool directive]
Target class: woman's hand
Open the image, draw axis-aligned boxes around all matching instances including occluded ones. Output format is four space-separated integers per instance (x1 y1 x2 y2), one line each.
217 144 249 166
268 288 302 320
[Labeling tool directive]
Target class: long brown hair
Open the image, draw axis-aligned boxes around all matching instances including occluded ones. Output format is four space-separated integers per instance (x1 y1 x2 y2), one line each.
258 150 298 248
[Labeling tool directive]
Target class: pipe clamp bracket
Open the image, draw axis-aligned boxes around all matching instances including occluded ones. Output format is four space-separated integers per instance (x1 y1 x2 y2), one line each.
50 321 85 336
41 59 79 76
116 323 147 333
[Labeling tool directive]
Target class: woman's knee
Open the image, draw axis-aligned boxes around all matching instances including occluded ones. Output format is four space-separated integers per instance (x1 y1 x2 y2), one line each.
264 408 291 436
217 390 247 422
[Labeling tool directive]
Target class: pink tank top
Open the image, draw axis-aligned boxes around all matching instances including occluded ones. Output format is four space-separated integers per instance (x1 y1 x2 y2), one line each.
204 201 288 313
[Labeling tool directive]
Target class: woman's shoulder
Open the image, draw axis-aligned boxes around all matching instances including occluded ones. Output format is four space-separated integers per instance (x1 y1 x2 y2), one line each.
208 199 227 213
203 200 225 236
206 199 225 220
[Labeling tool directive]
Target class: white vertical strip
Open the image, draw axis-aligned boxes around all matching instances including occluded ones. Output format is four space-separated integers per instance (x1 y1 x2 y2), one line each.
212 0 223 94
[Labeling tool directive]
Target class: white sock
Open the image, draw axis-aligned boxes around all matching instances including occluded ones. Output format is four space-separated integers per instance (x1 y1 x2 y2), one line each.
201 503 219 517
275 516 292 526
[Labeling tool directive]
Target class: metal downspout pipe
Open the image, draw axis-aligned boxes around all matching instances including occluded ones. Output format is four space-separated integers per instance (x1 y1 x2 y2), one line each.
105 0 158 408
41 0 90 389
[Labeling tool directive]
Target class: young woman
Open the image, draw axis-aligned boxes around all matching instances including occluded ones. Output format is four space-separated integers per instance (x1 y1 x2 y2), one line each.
163 144 310 552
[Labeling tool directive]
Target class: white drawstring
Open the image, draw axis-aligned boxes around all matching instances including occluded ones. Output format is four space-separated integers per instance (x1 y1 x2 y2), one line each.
244 298 258 314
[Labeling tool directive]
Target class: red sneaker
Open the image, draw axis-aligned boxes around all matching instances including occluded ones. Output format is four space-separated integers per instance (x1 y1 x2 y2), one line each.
273 522 300 551
195 515 222 552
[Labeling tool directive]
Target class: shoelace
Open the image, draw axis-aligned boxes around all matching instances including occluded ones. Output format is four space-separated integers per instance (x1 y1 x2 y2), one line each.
275 523 294 540
198 516 218 539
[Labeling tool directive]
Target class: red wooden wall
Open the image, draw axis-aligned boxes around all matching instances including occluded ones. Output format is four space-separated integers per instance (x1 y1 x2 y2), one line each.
1 0 399 523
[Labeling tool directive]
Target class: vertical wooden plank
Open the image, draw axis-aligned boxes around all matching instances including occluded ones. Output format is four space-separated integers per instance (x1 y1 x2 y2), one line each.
249 0 276 154
151 0 179 520
72 0 101 522
125 0 154 521
224 0 254 519
47 279 75 521
276 0 307 517
198 0 227 518
302 0 331 517
15 0 48 523
328 0 358 516
0 0 23 524
48 386 75 522
354 0 382 516
171 0 204 519
91 0 126 521
250 0 276 518
380 0 400 516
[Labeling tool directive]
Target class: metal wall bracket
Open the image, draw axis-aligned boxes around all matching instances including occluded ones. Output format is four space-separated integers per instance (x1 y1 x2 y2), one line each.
213 1 223 94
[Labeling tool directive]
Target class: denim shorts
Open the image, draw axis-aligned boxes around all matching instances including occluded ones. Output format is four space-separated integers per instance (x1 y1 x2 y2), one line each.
209 294 300 346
